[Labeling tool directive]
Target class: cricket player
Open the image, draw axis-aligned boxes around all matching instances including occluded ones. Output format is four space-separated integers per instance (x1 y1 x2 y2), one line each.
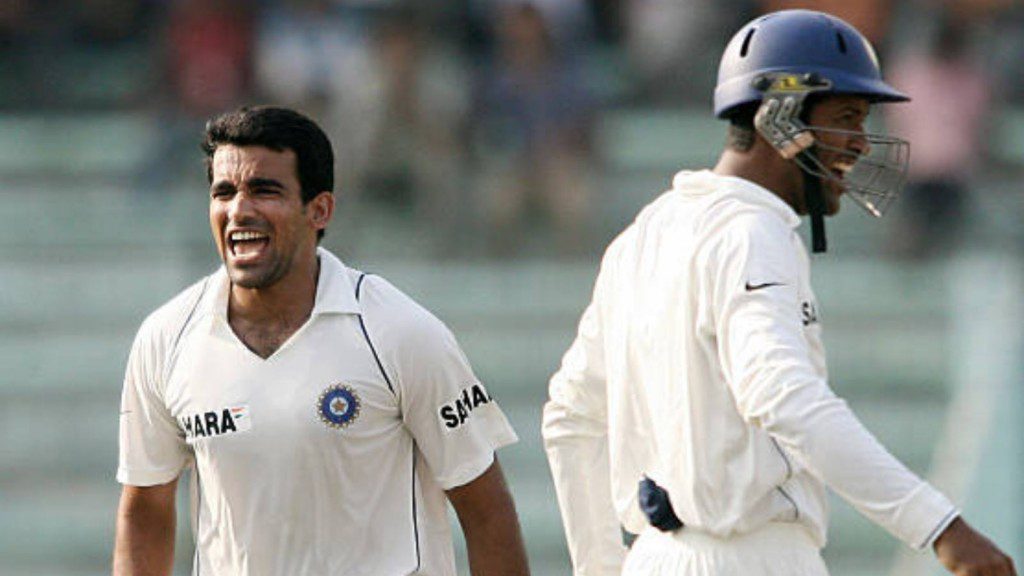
113 106 530 576
542 10 1016 576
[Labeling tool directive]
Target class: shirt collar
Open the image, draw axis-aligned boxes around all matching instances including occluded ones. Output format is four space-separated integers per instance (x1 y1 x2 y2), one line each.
194 246 361 321
673 169 802 229
312 247 361 315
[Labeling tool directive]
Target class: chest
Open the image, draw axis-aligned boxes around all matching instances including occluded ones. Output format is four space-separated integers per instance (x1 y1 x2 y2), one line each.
163 317 400 455
229 316 306 359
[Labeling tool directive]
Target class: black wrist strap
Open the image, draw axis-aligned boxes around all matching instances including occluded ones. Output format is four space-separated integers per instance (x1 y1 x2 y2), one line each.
639 476 684 532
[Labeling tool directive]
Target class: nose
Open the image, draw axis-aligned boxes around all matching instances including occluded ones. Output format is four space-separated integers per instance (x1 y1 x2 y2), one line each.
227 192 257 222
849 132 871 158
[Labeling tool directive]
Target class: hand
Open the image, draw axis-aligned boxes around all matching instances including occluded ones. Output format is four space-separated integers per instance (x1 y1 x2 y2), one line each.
933 516 1017 575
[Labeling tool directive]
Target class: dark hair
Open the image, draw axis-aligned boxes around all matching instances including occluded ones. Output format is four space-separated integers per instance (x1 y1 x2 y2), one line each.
723 95 829 152
724 103 758 152
202 105 334 204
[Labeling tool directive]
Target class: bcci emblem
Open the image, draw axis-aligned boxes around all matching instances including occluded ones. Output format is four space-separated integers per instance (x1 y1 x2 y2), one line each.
318 384 361 429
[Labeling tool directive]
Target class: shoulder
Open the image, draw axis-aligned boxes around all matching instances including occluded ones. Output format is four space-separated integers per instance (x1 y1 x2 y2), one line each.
696 194 803 285
354 272 474 389
354 272 453 351
134 274 215 349
600 186 681 264
125 274 216 383
702 195 795 253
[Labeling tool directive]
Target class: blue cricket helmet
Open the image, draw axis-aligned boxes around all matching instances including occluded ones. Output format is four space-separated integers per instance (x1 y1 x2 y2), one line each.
714 10 908 119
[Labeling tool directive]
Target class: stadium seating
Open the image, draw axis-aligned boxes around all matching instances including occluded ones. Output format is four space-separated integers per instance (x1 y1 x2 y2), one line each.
0 108 1016 576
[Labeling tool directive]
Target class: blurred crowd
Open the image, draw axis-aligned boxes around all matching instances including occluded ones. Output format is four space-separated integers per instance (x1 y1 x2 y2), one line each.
1 0 1022 258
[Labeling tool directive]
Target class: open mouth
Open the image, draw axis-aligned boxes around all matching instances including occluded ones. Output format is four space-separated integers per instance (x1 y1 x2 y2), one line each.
832 160 854 177
828 160 857 187
228 230 270 261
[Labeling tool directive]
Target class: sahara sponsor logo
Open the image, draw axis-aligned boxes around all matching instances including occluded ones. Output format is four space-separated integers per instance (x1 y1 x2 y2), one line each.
439 383 492 430
179 405 251 440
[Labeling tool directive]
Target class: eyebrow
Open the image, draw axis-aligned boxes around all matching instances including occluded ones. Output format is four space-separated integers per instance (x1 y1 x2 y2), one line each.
246 177 286 190
210 177 287 193
836 103 869 116
210 181 234 194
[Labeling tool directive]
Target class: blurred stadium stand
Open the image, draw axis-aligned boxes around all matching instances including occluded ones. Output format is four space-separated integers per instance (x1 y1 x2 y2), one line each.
2 105 1022 576
1 1 1023 575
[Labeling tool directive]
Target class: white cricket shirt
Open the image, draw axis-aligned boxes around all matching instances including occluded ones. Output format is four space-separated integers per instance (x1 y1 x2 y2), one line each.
118 248 518 576
542 170 958 576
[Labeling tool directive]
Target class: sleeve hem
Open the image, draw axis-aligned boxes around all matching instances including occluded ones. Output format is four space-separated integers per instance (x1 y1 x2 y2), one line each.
432 416 518 490
918 508 960 551
438 452 497 490
116 466 183 487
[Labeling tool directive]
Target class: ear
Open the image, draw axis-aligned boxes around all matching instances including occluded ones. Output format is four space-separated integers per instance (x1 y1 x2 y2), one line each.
307 191 335 233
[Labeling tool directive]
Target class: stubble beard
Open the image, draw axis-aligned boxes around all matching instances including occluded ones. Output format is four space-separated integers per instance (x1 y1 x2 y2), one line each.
226 250 293 290
824 177 845 215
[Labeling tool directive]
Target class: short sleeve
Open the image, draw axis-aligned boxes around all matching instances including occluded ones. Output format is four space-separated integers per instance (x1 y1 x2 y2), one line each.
359 277 518 490
116 320 190 486
395 316 517 489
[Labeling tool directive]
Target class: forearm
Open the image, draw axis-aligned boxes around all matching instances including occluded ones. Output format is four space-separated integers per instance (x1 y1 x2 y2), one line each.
724 299 955 548
754 376 955 548
448 460 530 576
460 495 530 576
542 401 625 576
112 485 177 576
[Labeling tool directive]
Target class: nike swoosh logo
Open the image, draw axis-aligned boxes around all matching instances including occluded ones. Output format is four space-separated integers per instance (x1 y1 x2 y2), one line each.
745 281 784 291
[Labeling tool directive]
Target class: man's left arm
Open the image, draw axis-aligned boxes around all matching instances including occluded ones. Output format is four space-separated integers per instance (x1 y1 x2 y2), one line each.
714 218 957 550
446 457 530 576
363 279 527 572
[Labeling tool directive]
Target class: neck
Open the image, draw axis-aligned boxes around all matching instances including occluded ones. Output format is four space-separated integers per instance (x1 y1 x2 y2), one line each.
712 146 805 214
229 253 320 327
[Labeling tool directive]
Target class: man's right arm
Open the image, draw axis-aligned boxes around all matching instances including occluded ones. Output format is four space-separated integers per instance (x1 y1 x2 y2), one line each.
542 274 627 576
112 479 179 576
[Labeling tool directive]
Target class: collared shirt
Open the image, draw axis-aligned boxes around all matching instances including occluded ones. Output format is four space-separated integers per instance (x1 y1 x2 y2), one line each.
542 170 957 576
118 247 517 576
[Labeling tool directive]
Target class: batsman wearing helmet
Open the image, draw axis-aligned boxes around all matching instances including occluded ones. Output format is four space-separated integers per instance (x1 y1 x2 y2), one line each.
542 10 1016 576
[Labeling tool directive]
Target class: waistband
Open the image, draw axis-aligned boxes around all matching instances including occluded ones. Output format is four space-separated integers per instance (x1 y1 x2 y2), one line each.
656 521 820 551
627 521 828 576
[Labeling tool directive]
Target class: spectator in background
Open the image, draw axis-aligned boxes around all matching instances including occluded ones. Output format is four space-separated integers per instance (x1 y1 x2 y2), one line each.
757 0 892 48
0 0 157 111
982 2 1024 104
358 9 473 252
68 0 158 108
0 0 29 49
886 14 992 259
587 0 624 45
253 0 375 207
137 0 254 193
165 0 252 118
0 0 34 109
623 0 747 104
255 3 473 257
475 1 597 257
69 0 154 48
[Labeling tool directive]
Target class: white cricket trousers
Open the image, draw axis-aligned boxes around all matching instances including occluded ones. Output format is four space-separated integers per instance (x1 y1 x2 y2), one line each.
621 522 830 576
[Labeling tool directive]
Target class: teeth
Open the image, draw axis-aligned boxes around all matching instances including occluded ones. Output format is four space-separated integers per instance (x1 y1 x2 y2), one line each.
833 161 855 174
230 231 268 242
